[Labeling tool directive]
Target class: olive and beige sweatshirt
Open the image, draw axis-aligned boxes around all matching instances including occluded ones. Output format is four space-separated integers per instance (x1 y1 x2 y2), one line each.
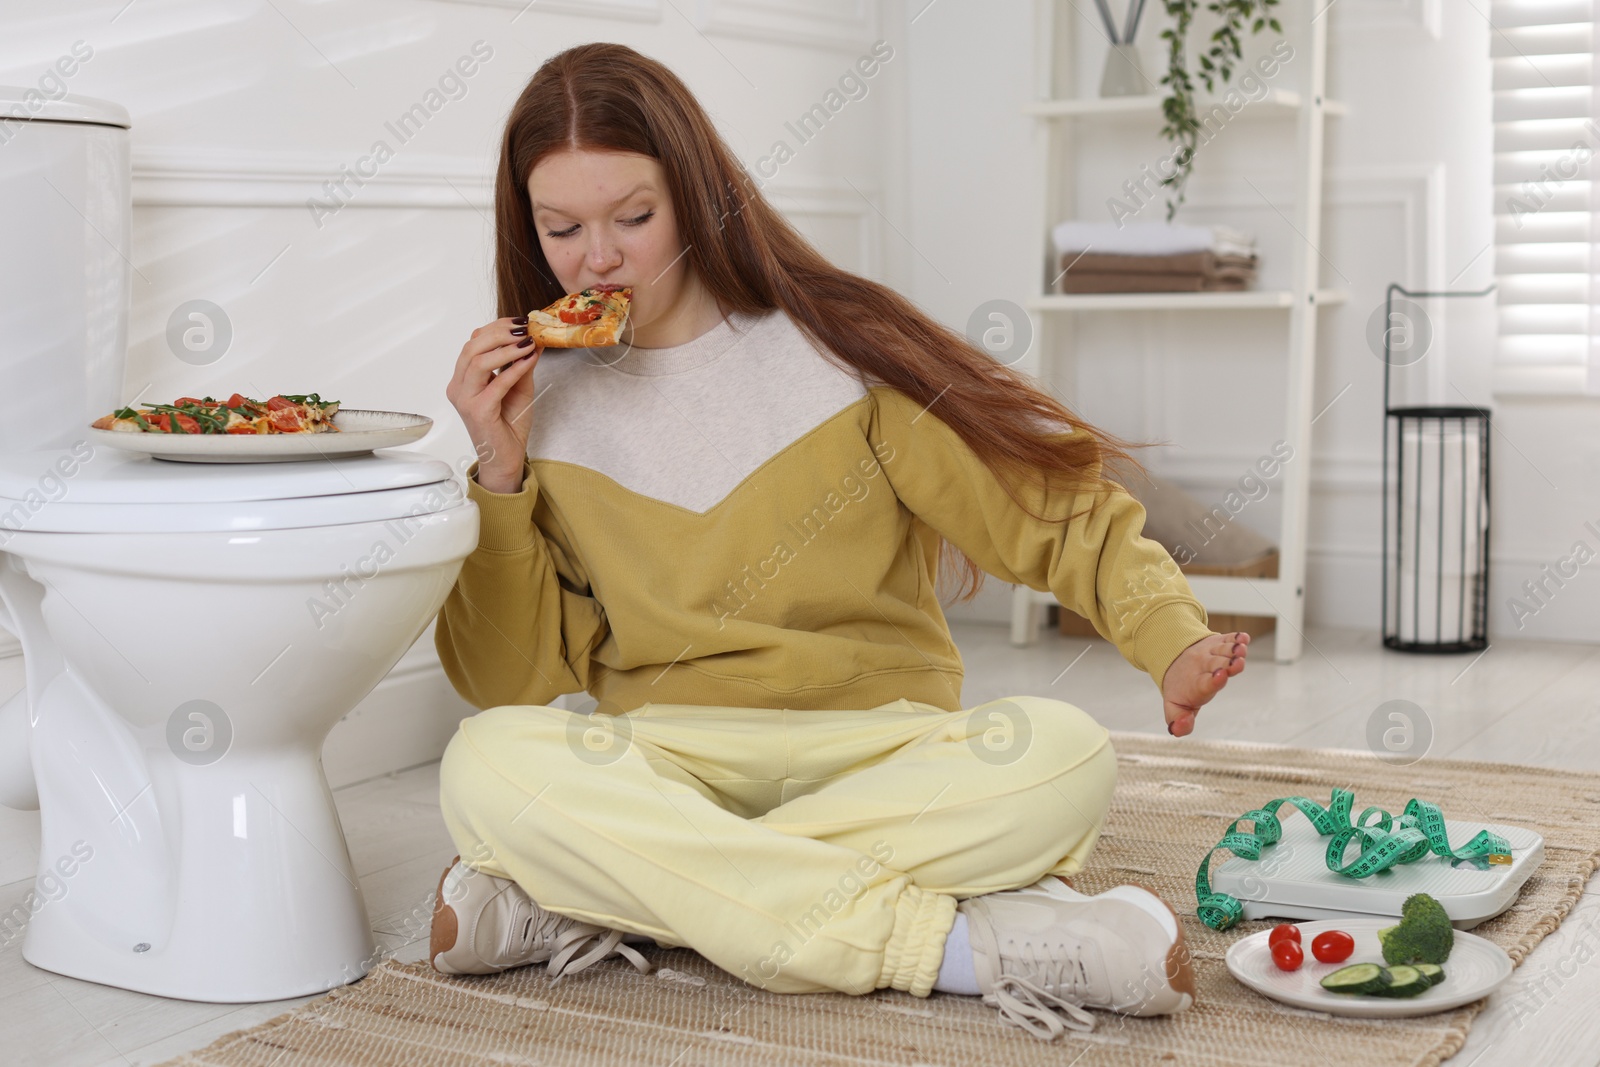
433 307 1214 716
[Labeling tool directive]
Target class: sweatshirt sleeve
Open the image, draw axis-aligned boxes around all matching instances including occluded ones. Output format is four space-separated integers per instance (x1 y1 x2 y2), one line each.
867 385 1214 693
433 457 610 710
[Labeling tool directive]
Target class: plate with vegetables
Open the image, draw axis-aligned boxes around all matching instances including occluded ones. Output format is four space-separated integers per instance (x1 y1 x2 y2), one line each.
1225 894 1513 1018
89 394 431 463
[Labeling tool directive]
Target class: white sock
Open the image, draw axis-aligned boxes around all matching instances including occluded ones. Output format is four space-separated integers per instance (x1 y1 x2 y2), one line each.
932 911 981 995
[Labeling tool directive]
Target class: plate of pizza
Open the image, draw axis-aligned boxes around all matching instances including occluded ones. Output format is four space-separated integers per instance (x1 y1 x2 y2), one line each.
89 393 431 463
525 284 632 347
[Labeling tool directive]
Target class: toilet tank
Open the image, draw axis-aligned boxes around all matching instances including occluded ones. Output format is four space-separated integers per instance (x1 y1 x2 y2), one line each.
0 89 131 453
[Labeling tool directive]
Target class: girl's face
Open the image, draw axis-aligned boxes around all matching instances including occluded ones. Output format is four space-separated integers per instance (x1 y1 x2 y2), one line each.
526 148 693 336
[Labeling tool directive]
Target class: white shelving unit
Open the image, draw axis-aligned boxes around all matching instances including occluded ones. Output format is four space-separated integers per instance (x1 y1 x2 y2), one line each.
1010 0 1343 664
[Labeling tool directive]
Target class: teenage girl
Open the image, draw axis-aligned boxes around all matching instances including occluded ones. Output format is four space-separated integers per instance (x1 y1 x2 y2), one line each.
429 42 1248 1041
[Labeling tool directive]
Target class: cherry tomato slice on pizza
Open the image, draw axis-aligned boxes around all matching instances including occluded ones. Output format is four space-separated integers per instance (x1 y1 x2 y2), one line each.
268 408 302 432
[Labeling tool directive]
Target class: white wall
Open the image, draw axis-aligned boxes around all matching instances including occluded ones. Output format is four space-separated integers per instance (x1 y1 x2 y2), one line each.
2 0 1594 817
0 0 911 793
911 0 1600 646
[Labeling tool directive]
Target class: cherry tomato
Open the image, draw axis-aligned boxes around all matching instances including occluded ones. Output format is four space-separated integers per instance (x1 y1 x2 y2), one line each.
265 396 297 411
1311 930 1355 964
1268 923 1300 948
1271 939 1304 971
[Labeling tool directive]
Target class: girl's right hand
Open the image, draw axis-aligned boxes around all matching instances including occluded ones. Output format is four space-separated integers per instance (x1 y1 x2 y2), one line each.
446 316 543 494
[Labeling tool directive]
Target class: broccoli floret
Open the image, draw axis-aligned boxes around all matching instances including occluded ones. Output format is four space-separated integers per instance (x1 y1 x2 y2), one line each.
1378 893 1454 965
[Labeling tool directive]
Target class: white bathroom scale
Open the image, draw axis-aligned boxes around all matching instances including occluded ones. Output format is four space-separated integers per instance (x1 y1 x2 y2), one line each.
1210 814 1543 930
87 409 431 462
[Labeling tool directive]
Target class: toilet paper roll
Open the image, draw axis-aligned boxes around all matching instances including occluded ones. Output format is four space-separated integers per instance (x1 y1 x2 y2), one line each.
1394 419 1486 645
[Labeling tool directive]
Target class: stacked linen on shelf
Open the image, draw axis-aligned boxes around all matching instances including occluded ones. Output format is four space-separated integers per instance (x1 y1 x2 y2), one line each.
1052 220 1258 293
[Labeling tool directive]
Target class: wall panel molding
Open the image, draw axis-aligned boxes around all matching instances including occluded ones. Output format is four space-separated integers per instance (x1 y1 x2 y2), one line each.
132 148 496 209
1180 164 1442 291
764 177 880 278
1155 451 1383 494
130 147 882 274
427 0 662 22
1330 0 1442 40
1125 165 1443 581
694 0 879 52
1144 164 1440 439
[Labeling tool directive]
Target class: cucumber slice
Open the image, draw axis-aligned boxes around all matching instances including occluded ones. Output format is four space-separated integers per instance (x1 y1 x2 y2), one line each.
1372 964 1432 998
1320 963 1390 995
1414 963 1445 988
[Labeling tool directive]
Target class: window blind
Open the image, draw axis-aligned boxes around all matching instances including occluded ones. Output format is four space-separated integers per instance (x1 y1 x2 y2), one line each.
1490 0 1599 395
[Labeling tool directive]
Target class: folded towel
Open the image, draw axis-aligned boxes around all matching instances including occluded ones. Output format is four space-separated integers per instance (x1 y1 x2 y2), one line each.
1059 272 1253 293
1061 251 1258 276
1051 220 1256 259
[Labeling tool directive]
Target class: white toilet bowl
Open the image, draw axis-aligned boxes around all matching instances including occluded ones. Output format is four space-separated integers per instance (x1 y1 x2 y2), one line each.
0 443 479 1001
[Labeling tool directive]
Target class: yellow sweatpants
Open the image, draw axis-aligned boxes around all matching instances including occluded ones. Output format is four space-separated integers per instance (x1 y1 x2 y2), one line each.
438 695 1117 999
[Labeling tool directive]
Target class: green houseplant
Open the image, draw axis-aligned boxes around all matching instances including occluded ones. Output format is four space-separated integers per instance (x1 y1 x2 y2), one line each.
1157 0 1283 220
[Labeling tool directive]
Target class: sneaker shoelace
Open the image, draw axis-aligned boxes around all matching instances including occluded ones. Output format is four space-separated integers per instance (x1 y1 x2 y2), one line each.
517 907 653 980
985 939 1098 1039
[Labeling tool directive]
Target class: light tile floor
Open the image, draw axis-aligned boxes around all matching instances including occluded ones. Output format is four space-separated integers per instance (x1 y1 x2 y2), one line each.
0 622 1596 1066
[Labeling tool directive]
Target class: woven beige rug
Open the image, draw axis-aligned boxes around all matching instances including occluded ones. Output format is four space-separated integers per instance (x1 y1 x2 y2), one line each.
159 733 1600 1067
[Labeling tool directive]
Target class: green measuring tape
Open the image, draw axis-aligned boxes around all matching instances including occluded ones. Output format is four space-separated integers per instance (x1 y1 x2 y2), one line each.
1194 788 1514 931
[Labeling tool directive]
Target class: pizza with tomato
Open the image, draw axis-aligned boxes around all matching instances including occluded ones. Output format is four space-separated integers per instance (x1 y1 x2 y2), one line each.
525 284 632 348
91 393 341 435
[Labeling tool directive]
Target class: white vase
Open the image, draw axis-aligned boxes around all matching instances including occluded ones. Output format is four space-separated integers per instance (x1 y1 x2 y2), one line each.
1099 43 1147 97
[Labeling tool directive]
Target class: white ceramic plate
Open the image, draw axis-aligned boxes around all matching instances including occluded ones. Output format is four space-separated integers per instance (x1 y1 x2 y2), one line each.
1225 918 1513 1018
87 409 432 463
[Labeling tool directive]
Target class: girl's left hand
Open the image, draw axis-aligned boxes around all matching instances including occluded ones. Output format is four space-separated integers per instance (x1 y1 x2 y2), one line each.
1160 631 1249 737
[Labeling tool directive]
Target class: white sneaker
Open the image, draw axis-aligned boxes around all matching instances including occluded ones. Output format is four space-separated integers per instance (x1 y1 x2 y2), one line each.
429 856 653 978
957 880 1197 1040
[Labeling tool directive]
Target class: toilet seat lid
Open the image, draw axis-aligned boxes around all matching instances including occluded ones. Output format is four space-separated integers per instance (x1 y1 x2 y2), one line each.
0 446 468 534
0 88 130 129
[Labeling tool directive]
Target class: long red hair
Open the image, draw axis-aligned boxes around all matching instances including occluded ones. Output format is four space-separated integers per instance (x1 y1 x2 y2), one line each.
493 42 1146 605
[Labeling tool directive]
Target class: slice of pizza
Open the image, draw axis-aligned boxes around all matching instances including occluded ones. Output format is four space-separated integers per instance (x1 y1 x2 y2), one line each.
525 285 632 348
91 402 225 434
91 393 342 434
249 393 341 434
